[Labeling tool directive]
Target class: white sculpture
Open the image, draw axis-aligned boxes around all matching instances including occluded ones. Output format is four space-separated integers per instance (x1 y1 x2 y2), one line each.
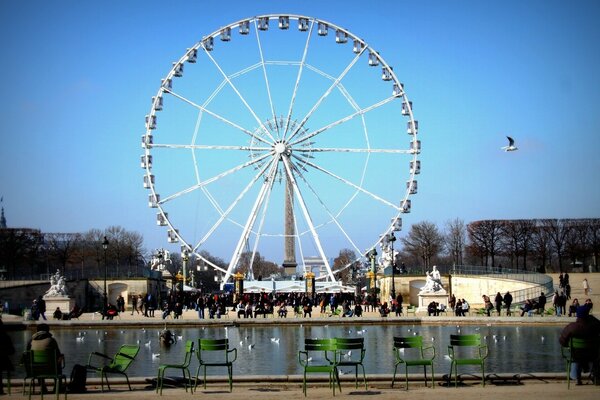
44 269 69 297
378 238 397 271
419 266 444 294
150 249 171 271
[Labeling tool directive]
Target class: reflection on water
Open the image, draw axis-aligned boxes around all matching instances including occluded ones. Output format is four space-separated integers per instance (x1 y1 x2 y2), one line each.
8 324 563 377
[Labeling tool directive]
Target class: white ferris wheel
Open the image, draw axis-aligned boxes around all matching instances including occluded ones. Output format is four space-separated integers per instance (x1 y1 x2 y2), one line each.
141 14 420 286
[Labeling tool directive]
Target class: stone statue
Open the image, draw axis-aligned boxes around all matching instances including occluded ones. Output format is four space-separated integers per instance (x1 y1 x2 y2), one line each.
419 266 444 294
378 239 397 271
44 269 69 297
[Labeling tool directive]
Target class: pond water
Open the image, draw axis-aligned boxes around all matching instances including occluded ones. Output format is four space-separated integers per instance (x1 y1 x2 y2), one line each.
8 323 564 377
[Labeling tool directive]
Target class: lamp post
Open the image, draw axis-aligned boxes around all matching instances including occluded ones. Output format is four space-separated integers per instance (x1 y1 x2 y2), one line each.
368 248 378 309
182 250 189 292
389 232 397 300
102 236 109 314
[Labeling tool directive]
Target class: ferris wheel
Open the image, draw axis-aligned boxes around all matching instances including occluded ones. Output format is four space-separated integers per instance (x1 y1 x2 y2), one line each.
141 14 420 285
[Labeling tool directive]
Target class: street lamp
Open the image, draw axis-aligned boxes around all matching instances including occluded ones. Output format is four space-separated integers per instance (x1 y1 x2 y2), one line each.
102 236 109 314
368 248 378 309
389 232 397 300
182 249 189 292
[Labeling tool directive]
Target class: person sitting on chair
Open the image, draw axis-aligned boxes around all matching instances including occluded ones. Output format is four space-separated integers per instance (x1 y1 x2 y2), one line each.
53 307 63 320
379 302 390 317
559 305 600 385
27 324 64 392
427 301 439 316
277 303 288 318
354 303 363 317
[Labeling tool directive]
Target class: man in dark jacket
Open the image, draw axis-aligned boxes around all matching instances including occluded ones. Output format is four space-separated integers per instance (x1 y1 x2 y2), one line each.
558 305 600 384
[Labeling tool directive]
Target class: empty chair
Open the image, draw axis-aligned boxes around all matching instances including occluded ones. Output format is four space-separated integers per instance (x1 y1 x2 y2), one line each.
298 338 340 396
194 339 237 392
447 334 488 387
335 338 367 389
86 344 140 392
392 336 435 390
156 340 195 395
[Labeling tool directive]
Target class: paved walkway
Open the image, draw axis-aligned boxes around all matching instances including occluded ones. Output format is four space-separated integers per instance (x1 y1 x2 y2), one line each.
6 378 599 400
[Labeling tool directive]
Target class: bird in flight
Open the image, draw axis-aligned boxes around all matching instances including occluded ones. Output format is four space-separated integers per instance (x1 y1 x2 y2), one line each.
501 136 518 152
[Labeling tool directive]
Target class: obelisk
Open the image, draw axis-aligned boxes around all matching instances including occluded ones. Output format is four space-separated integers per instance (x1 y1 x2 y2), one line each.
282 174 297 276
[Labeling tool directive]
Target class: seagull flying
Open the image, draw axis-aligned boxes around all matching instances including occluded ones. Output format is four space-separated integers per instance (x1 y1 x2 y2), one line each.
501 136 518 152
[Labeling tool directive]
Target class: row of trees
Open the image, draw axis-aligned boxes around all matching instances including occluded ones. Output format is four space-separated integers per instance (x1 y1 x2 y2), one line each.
401 218 600 273
2 218 598 281
0 226 145 280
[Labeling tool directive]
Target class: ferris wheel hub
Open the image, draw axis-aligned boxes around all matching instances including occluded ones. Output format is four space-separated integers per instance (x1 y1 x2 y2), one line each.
274 142 288 155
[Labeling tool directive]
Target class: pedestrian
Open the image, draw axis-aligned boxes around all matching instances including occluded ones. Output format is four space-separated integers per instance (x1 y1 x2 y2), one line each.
583 278 590 296
565 283 571 300
553 291 561 316
558 305 600 385
482 295 493 317
37 295 47 321
449 294 456 311
494 292 503 316
116 295 125 313
538 292 547 316
559 272 565 289
503 291 513 316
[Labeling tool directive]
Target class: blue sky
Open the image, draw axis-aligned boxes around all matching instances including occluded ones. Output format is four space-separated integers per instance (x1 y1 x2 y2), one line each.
1 0 599 264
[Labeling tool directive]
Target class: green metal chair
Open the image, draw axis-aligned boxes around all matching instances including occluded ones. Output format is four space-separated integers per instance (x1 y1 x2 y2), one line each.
447 334 488 387
561 336 599 389
22 349 67 400
194 338 237 392
86 344 140 392
156 340 195 395
299 338 341 397
392 336 436 390
335 337 367 389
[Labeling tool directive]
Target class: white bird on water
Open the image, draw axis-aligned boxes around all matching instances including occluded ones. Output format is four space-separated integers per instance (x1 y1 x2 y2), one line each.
501 136 518 152
270 337 280 344
248 343 255 350
145 340 152 347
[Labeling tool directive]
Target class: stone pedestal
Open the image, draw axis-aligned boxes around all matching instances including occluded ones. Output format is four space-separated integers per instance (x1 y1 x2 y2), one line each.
417 291 448 312
43 296 76 315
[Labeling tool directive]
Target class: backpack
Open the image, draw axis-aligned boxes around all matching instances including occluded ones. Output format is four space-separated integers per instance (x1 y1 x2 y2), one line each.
68 364 87 393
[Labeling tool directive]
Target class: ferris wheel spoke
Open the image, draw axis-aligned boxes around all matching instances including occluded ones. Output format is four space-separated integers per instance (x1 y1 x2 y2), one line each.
223 161 279 284
159 152 272 205
292 154 400 211
152 143 270 151
290 94 397 146
254 20 280 139
281 156 336 282
200 43 277 143
192 158 276 252
294 147 411 154
287 47 367 142
283 18 315 140
291 163 364 258
166 89 272 146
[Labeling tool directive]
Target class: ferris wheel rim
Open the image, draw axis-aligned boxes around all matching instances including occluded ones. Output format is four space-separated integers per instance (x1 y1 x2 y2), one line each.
141 13 420 283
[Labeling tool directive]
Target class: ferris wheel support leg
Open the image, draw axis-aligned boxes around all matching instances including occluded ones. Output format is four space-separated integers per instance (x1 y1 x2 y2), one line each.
223 161 277 284
281 157 336 282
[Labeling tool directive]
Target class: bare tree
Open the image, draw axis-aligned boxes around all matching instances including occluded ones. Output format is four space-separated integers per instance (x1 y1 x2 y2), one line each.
333 249 359 284
401 221 443 272
500 221 524 269
466 220 503 268
588 218 600 272
444 218 466 266
542 219 571 272
45 233 81 274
